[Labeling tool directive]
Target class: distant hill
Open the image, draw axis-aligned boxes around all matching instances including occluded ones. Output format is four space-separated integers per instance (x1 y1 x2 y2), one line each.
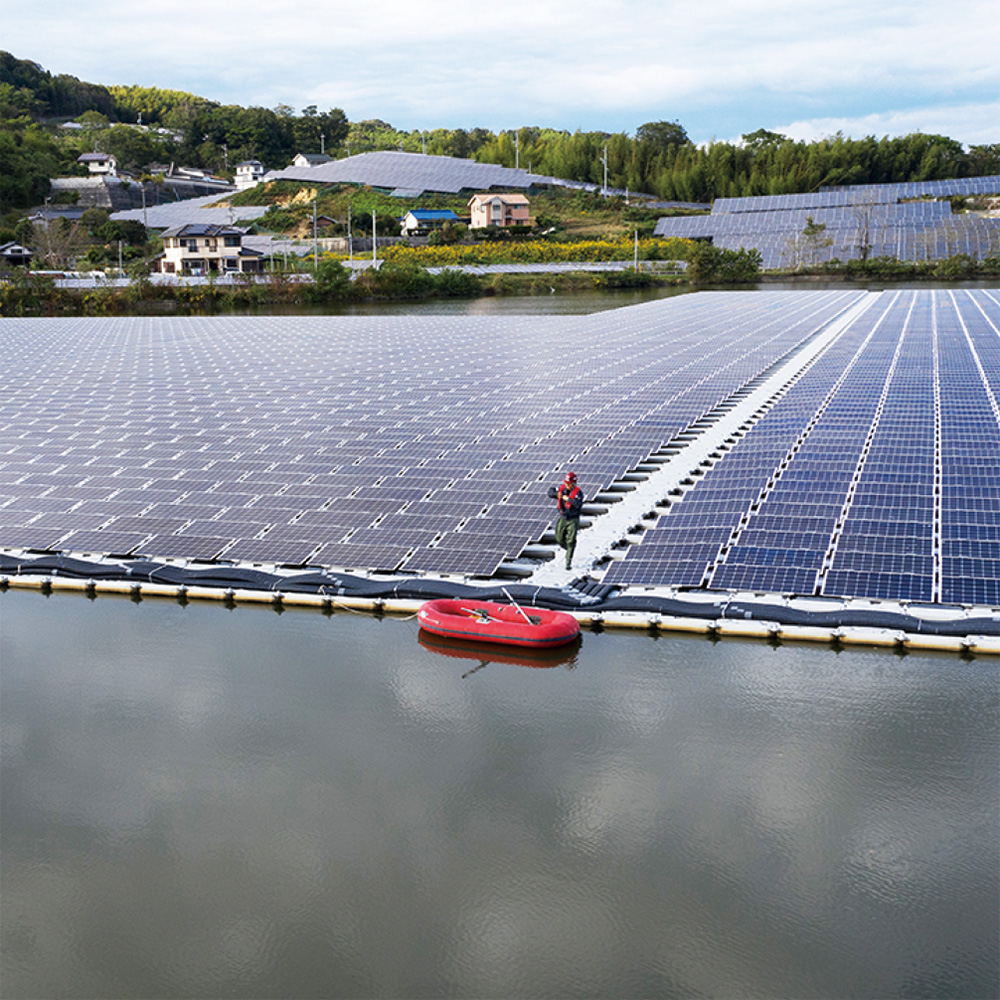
2 50 999 215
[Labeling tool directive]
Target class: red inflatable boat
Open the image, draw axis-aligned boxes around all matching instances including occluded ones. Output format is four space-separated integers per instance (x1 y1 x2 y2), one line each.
417 598 580 649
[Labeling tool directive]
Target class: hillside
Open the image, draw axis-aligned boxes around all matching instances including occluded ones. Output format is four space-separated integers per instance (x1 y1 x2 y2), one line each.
3 51 999 218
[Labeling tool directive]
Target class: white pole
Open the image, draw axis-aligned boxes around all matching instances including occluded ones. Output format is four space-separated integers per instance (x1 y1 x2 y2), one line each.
372 210 377 264
313 197 318 271
634 230 639 269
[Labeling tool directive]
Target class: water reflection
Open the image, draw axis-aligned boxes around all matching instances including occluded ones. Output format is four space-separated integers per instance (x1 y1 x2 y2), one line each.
417 630 582 676
1 589 997 1000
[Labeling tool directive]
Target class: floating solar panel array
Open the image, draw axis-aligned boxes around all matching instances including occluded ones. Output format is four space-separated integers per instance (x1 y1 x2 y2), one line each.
605 289 1000 606
0 291 862 578
656 176 1000 268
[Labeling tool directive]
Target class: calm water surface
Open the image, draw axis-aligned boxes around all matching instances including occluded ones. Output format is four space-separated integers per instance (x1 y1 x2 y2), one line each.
1 588 997 999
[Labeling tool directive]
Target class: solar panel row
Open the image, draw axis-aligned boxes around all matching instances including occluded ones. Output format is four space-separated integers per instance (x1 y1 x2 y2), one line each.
657 176 1000 268
607 289 1000 606
0 291 862 576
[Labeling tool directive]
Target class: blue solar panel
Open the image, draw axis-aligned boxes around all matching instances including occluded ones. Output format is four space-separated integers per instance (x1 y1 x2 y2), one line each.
607 290 999 605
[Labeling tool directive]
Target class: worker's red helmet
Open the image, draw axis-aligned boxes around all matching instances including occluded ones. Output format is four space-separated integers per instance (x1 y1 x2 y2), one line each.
565 471 577 482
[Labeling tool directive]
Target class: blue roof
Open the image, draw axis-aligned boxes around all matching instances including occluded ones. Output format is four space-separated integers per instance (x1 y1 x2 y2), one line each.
408 209 460 220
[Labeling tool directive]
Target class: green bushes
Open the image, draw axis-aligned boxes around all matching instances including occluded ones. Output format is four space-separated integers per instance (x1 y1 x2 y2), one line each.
932 253 977 279
354 262 482 300
308 259 352 300
686 244 762 284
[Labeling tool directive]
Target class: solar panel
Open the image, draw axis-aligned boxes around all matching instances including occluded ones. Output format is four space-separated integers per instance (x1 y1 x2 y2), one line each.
2 290 997 608
607 289 1000 605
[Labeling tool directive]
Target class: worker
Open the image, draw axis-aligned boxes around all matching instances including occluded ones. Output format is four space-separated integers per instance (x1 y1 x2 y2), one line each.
547 471 583 570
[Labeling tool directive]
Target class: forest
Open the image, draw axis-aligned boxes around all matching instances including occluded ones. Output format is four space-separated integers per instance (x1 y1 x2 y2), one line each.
2 50 999 214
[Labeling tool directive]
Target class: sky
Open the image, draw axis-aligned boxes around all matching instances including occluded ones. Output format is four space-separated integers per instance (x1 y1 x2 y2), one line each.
9 0 999 146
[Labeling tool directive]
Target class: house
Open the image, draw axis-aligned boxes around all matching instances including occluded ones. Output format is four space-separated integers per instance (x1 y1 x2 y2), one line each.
235 160 265 189
400 209 461 236
0 241 33 268
468 193 530 229
153 224 264 274
77 152 118 176
292 152 333 168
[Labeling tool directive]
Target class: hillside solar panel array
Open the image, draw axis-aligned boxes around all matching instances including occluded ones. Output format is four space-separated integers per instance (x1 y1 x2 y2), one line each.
263 149 689 203
1 290 997 609
656 176 1000 268
267 150 537 194
111 193 270 228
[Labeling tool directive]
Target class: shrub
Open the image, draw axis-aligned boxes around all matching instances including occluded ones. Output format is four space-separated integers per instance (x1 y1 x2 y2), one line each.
431 267 481 297
309 259 352 300
933 253 976 279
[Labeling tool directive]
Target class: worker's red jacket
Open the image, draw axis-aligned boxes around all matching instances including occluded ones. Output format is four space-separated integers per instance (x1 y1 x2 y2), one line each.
556 484 583 519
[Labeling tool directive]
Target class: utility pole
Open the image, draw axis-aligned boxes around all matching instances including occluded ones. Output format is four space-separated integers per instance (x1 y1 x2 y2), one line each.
372 210 377 265
634 230 639 269
601 144 608 196
313 196 318 272
515 131 519 170
321 133 325 155
348 206 353 264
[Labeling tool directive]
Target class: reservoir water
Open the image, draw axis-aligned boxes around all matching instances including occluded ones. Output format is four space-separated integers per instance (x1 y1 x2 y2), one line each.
2 587 997 999
3 287 999 999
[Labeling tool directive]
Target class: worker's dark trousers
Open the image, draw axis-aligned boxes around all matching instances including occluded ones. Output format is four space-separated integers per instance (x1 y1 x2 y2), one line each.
555 516 579 569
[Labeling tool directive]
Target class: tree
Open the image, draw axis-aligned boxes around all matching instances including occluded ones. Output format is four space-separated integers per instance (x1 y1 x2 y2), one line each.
76 110 109 130
785 215 834 269
293 106 348 154
31 217 89 269
102 124 161 173
966 144 1000 177
636 120 690 154
741 128 788 151
851 201 879 261
310 258 352 300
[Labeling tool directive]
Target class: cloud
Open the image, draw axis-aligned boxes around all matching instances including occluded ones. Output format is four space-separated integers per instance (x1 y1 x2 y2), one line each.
769 102 1000 148
5 0 998 142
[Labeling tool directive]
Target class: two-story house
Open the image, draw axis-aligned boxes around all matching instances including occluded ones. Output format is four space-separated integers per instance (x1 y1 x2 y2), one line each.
235 160 266 189
154 224 264 274
467 193 530 229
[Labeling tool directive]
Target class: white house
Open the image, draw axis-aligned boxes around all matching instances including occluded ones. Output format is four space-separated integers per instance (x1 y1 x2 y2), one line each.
235 160 265 189
292 152 333 168
153 224 264 274
77 152 118 176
